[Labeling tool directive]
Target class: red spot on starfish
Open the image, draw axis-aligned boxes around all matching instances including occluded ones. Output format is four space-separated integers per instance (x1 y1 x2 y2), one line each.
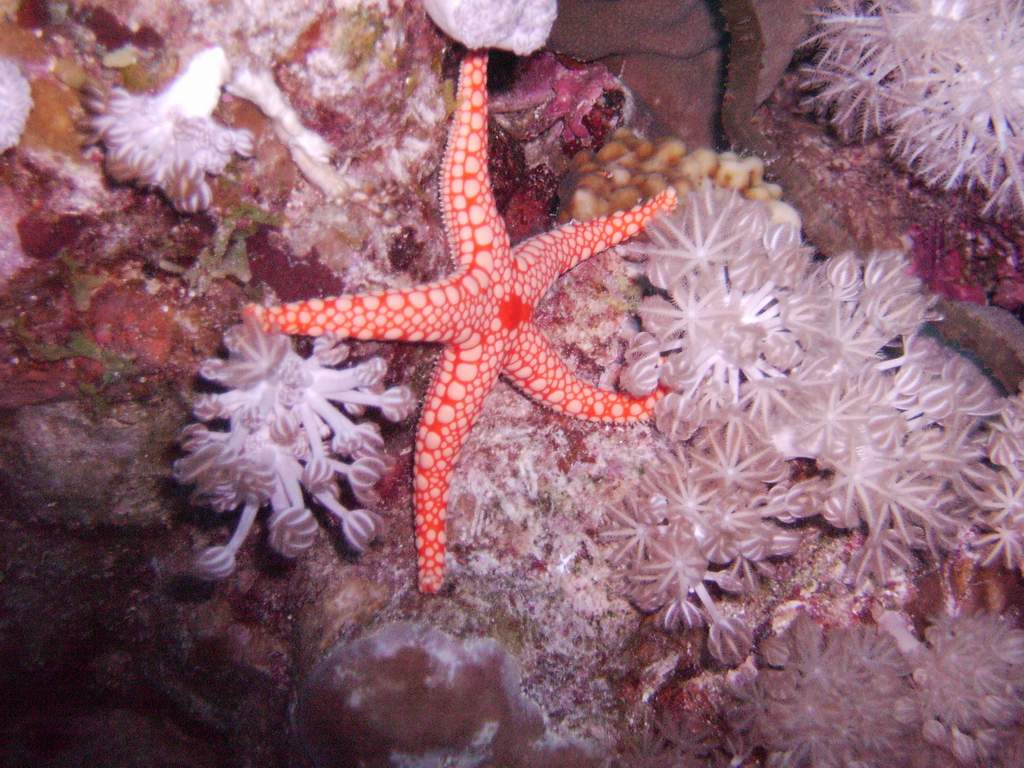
247 51 677 593
498 293 531 329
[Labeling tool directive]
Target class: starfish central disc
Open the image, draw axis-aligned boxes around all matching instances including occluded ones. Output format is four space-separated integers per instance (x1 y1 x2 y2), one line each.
499 293 532 329
248 51 677 593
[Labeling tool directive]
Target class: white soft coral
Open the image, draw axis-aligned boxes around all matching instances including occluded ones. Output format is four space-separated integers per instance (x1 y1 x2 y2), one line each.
621 184 810 441
174 317 414 579
894 612 1024 765
88 47 253 212
802 0 1024 215
971 390 1024 571
606 427 800 665
611 184 1013 599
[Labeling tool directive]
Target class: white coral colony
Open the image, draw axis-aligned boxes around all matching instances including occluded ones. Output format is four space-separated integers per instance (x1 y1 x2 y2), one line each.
801 0 1024 215
174 318 414 579
606 184 1017 664
88 46 253 212
422 0 556 55
0 57 32 153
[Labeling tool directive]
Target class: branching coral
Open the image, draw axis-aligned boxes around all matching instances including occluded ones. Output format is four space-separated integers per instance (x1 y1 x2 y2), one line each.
225 67 343 199
489 53 624 152
174 317 414 578
801 0 1024 216
87 47 253 212
0 57 32 153
604 183 1020 661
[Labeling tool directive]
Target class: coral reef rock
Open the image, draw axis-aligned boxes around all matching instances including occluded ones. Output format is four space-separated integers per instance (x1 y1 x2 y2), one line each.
295 622 598 768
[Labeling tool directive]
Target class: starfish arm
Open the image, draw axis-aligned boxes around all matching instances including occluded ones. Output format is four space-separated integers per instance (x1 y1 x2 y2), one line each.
233 51 677 594
511 187 678 302
440 50 510 276
503 322 661 423
414 333 508 593
245 272 488 342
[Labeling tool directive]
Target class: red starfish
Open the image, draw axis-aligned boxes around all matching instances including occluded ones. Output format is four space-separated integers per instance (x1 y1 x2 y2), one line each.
248 51 677 593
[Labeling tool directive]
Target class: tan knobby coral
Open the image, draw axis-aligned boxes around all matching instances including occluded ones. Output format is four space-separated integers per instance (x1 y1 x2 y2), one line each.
558 127 799 227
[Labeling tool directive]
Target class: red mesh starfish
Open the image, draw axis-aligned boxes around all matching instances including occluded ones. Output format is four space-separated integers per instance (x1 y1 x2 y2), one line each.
248 51 677 593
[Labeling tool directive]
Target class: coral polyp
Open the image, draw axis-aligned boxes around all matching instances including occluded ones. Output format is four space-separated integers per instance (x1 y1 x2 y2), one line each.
605 183 1020 664
730 612 1024 767
730 615 916 767
801 0 1024 216
87 47 253 212
559 127 799 227
174 318 414 578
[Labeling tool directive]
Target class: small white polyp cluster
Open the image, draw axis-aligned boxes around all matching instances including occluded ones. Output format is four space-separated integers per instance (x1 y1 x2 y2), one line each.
174 317 415 579
972 389 1024 572
0 57 32 153
88 47 253 212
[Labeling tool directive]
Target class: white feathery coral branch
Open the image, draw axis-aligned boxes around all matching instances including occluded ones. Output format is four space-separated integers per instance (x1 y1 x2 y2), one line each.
225 67 356 200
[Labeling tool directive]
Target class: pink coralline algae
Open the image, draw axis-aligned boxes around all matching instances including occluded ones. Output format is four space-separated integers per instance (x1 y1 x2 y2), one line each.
485 120 561 243
906 211 1024 310
995 259 1024 311
908 226 987 304
174 318 414 579
491 52 626 156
